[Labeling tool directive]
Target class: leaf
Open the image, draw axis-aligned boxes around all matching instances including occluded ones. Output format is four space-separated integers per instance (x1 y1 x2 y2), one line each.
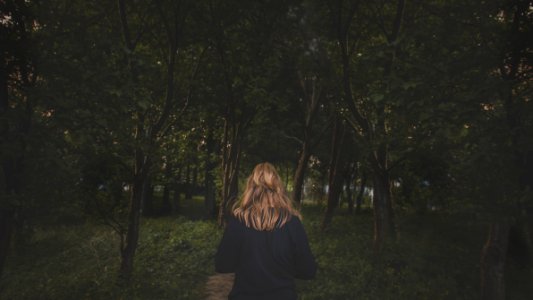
137 100 150 110
402 81 418 90
371 93 385 103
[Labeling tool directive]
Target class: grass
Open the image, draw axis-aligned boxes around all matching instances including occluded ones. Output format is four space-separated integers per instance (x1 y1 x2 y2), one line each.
298 208 484 300
1 197 532 299
1 216 220 299
1 196 221 300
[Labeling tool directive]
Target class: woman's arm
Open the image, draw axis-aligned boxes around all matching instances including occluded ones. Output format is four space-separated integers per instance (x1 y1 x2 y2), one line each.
289 217 317 279
215 217 243 273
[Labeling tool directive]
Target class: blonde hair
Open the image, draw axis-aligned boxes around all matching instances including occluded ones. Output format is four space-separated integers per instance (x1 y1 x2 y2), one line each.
232 162 301 231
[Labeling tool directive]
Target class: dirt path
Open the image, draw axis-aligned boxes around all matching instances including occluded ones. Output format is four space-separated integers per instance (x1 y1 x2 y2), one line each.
204 273 234 300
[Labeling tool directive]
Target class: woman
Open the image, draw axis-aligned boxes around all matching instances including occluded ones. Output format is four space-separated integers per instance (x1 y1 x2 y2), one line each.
215 162 317 300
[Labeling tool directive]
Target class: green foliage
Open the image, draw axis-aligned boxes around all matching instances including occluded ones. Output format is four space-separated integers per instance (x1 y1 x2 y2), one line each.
3 204 532 299
298 207 524 300
3 0 532 296
2 217 221 299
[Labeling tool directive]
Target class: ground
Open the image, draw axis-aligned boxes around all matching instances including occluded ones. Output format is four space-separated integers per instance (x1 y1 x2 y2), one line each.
1 196 532 299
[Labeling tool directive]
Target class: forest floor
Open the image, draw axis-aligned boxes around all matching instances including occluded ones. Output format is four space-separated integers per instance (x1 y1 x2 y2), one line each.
204 273 233 300
1 196 532 299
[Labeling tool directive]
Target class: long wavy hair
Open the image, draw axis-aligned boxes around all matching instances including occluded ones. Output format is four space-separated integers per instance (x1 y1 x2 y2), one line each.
232 162 301 231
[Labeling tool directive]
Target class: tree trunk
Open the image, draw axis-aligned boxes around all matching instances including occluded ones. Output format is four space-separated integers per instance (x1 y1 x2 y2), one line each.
213 23 253 225
171 165 182 213
292 72 321 204
116 0 186 281
218 118 242 225
0 209 14 278
172 186 181 214
204 128 217 219
219 155 240 224
355 173 367 214
141 173 154 217
372 164 396 253
370 0 404 253
0 34 28 278
0 52 12 278
205 176 216 219
185 164 192 200
0 49 8 132
322 118 345 230
162 184 170 213
517 217 533 266
346 175 354 214
480 222 510 300
192 164 198 196
117 0 144 280
161 162 172 214
292 141 310 204
343 163 357 213
119 151 149 280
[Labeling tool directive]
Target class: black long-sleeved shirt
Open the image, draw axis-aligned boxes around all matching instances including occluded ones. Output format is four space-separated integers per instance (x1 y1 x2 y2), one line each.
215 215 317 300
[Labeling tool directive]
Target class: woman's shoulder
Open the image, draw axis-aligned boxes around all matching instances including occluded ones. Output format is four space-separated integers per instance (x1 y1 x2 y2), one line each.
284 214 303 228
225 214 245 229
227 213 243 223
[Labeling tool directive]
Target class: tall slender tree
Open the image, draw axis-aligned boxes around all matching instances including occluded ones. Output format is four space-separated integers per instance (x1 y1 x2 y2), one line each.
0 0 35 278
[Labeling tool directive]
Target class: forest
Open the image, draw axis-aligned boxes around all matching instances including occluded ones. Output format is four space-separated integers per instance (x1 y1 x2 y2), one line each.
1 0 532 299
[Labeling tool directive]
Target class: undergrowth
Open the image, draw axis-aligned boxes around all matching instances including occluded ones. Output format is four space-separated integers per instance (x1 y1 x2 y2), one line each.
1 201 532 299
1 216 220 300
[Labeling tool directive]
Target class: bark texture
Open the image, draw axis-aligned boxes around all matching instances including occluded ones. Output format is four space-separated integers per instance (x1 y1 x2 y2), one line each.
322 118 345 230
480 223 510 300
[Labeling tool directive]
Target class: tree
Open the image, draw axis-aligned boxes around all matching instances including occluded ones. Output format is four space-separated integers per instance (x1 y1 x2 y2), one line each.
322 0 406 251
115 0 204 279
322 114 346 229
0 0 35 278
472 1 532 298
201 0 301 224
292 73 323 204
31 0 205 280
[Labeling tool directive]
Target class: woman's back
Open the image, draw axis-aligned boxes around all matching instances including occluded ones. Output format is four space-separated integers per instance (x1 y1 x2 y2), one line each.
215 163 316 300
215 215 316 300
